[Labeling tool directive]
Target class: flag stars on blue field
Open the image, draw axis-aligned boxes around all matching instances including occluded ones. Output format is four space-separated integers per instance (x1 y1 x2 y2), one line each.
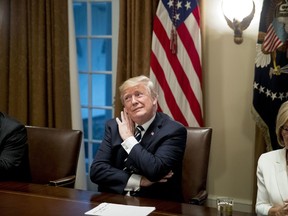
185 1 192 10
253 82 259 89
259 86 265 93
271 92 277 100
164 0 195 27
176 1 182 9
167 0 192 10
279 93 285 101
167 0 172 7
265 89 271 98
174 13 180 21
253 81 288 101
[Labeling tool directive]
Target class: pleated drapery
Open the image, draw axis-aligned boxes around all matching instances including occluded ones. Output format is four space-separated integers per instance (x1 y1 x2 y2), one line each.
0 0 71 129
114 0 159 118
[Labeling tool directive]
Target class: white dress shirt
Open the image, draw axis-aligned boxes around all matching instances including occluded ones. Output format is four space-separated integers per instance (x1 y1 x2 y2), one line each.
121 115 156 193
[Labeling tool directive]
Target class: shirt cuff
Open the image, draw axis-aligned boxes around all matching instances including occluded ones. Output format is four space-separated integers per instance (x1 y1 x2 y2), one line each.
121 136 138 154
125 174 141 192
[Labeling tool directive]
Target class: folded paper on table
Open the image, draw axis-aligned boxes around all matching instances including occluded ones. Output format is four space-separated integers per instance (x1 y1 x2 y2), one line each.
85 202 156 216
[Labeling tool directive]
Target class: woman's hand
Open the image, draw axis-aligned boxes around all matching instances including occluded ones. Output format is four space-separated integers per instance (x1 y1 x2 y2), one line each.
268 203 288 216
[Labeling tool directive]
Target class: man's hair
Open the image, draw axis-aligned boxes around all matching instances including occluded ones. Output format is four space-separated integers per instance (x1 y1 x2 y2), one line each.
119 75 158 104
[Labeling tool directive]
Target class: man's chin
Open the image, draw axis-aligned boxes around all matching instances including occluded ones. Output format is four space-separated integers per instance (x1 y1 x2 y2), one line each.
132 109 144 115
131 112 145 121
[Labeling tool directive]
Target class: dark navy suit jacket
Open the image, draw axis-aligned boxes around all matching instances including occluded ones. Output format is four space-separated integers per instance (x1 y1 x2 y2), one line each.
90 112 187 202
0 112 30 181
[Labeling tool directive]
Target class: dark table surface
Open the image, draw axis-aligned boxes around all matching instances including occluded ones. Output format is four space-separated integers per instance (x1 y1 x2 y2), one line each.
0 181 256 216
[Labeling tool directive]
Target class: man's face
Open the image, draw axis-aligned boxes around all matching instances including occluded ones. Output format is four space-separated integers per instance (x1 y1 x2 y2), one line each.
122 84 157 125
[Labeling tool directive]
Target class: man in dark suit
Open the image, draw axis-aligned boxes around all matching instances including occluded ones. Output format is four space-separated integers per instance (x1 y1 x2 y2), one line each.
90 75 187 202
0 112 30 181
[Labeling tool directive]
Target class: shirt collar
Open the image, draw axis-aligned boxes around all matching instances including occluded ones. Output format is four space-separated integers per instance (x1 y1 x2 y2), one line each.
136 114 156 132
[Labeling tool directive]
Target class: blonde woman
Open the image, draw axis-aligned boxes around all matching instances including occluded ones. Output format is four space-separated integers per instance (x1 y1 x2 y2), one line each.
256 101 288 215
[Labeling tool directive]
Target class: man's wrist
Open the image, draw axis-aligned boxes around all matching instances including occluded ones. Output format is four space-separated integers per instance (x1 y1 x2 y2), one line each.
125 174 141 191
121 137 138 154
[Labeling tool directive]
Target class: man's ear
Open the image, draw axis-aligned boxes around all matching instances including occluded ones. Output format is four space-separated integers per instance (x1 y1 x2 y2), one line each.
152 98 157 105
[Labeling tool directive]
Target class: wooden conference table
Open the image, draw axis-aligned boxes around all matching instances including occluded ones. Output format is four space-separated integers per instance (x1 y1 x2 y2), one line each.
0 181 255 216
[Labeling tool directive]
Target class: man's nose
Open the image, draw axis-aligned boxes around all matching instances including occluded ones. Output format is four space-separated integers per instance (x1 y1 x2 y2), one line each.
131 95 138 104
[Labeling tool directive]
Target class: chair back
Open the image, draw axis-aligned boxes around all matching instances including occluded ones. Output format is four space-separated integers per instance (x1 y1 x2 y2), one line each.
25 126 82 187
182 127 212 204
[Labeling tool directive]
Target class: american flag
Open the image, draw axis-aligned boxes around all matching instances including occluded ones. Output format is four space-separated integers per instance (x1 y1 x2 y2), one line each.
149 0 203 127
262 19 287 53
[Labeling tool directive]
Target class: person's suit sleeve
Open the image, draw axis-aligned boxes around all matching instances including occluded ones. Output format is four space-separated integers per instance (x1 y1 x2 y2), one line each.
0 120 27 176
89 120 130 194
255 155 272 216
127 123 187 182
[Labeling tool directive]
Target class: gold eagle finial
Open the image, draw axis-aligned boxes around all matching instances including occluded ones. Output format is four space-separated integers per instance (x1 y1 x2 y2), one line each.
222 1 255 44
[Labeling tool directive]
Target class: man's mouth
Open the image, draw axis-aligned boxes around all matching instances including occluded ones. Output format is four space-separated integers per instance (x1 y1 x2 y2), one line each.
133 107 142 112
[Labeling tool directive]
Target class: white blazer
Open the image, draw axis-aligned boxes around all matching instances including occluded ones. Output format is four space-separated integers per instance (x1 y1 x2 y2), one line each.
256 148 288 215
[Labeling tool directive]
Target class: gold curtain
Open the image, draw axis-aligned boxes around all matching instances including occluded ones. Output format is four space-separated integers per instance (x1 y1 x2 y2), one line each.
0 0 71 129
114 0 159 117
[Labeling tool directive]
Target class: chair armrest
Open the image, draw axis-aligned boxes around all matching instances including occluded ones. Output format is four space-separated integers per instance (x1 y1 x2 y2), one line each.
48 175 76 188
188 190 208 205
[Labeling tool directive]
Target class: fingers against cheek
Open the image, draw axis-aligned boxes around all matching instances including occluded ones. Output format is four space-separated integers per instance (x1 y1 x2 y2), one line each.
124 107 127 114
124 111 128 120
116 117 121 125
120 111 125 122
118 111 129 125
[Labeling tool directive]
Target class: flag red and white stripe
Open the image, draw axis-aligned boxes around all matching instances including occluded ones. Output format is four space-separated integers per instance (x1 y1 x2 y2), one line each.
262 19 287 53
150 0 203 127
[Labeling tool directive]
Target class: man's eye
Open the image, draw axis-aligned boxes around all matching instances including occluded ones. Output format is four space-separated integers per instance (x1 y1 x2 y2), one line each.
135 92 143 97
124 96 131 101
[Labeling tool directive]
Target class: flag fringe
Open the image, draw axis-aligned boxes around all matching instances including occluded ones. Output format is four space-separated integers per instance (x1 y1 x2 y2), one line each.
251 106 273 151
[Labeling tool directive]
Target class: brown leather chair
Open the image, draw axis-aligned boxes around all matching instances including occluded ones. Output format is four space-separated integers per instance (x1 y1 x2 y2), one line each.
25 126 82 188
182 127 212 205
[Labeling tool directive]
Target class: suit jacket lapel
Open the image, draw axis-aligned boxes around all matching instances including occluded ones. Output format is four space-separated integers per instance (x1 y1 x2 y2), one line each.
141 113 163 148
275 148 288 201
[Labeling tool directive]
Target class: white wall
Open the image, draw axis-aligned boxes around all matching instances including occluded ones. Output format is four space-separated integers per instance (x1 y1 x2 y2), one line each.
202 0 263 212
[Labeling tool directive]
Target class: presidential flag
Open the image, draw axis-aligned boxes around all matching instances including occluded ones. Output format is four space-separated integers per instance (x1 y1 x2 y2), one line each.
149 0 203 127
252 0 288 150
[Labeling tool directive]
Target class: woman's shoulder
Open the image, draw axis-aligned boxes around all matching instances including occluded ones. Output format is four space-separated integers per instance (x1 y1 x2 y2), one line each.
259 148 285 162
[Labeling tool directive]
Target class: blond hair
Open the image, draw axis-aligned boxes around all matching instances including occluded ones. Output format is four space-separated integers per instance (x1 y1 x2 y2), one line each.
119 75 158 104
276 101 288 147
